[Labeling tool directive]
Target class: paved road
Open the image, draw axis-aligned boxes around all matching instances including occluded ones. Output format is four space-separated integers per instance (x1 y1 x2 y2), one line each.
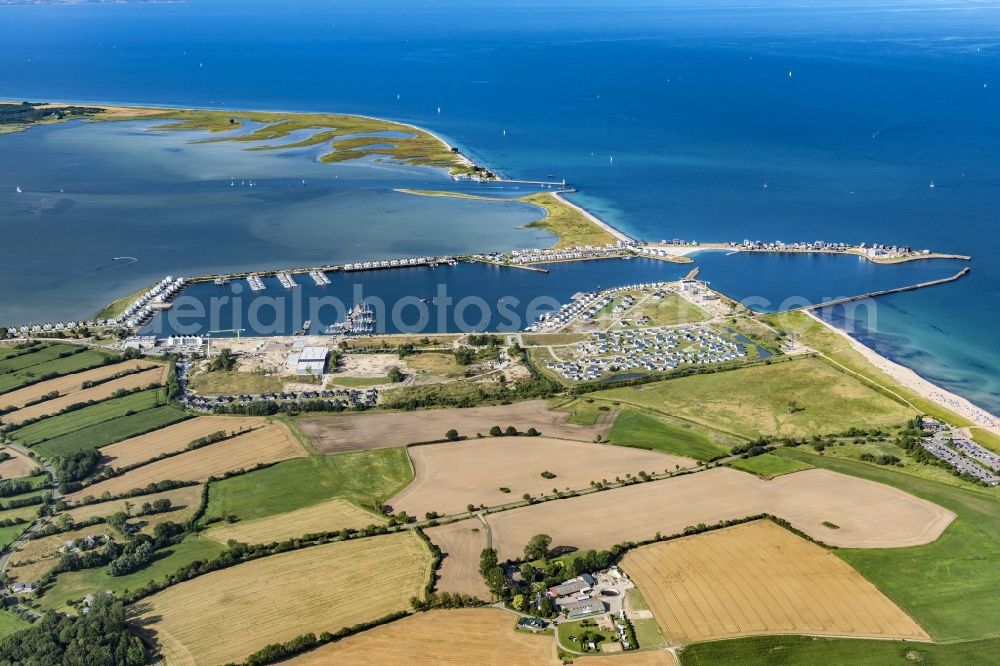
0 442 60 576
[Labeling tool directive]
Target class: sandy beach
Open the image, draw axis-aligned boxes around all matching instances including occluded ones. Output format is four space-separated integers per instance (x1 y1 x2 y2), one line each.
805 310 1000 433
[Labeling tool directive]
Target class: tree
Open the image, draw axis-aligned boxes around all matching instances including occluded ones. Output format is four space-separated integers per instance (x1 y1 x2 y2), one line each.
512 593 526 612
538 595 555 618
505 425 518 436
388 366 403 383
524 533 552 561
445 429 460 441
490 426 503 437
526 427 540 437
107 511 128 533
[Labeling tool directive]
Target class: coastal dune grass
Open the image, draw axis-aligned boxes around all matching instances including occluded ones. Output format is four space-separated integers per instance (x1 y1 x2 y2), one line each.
607 408 731 461
595 357 913 439
136 108 474 175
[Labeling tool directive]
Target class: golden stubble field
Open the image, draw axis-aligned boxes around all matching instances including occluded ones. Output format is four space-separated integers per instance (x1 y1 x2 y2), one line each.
423 519 490 598
4 366 169 425
623 520 930 644
99 416 263 469
0 446 39 478
286 608 677 666
429 467 954 594
63 485 203 524
69 422 305 502
204 498 385 545
0 360 157 410
390 437 694 516
135 532 432 666
298 400 611 453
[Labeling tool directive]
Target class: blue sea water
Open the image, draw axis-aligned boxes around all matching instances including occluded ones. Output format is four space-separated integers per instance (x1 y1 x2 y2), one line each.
0 0 998 412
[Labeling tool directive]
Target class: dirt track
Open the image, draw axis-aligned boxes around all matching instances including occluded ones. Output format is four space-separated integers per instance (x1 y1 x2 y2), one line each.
391 437 693 516
299 400 612 453
623 520 929 643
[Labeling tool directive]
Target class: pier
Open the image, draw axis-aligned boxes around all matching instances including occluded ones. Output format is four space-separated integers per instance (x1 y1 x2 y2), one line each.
802 267 971 311
277 272 299 289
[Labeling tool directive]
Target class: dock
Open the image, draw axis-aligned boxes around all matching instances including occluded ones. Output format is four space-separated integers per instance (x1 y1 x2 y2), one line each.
309 270 331 286
247 274 266 292
803 267 971 311
277 272 299 289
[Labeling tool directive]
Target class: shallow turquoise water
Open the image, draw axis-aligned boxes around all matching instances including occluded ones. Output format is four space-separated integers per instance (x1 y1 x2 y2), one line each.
0 0 997 412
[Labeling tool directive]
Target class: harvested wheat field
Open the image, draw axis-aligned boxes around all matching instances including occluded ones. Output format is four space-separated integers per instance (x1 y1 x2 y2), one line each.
69 423 305 503
623 520 930 643
391 437 693 516
63 485 203 524
424 519 490 598
0 360 157 410
204 498 385 545
427 468 953 592
135 532 432 666
287 608 677 666
4 366 169 425
99 416 263 469
299 400 612 453
0 446 39 478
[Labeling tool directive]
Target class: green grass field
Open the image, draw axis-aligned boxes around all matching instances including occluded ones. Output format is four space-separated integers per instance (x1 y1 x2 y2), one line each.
0 523 29 551
633 618 666 649
557 620 619 654
0 345 47 362
202 448 413 525
0 344 67 373
608 409 730 461
188 370 285 396
776 448 1000 642
39 535 226 612
728 453 814 478
31 405 189 459
680 635 1000 666
9 388 168 446
595 357 913 439
762 311 967 426
0 610 30 640
0 349 114 395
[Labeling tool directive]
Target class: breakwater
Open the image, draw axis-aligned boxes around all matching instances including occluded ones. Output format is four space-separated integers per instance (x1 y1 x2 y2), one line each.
803 267 971 311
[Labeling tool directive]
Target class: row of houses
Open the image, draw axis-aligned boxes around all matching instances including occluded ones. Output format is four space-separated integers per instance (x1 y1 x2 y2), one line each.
113 276 186 329
526 282 673 333
548 325 745 381
506 245 625 264
342 256 453 271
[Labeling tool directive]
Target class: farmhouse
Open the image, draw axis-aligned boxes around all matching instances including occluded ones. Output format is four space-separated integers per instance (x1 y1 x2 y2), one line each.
559 598 608 620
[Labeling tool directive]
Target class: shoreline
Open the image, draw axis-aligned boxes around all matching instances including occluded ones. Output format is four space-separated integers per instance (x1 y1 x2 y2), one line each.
4 97 995 429
804 310 1000 432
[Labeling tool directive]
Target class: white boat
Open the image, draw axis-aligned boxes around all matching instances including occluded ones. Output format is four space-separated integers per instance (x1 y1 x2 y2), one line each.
15 186 22 194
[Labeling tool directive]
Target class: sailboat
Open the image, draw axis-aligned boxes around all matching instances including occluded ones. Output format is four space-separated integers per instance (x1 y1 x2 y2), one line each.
437 106 442 114
929 181 936 189
15 186 22 194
